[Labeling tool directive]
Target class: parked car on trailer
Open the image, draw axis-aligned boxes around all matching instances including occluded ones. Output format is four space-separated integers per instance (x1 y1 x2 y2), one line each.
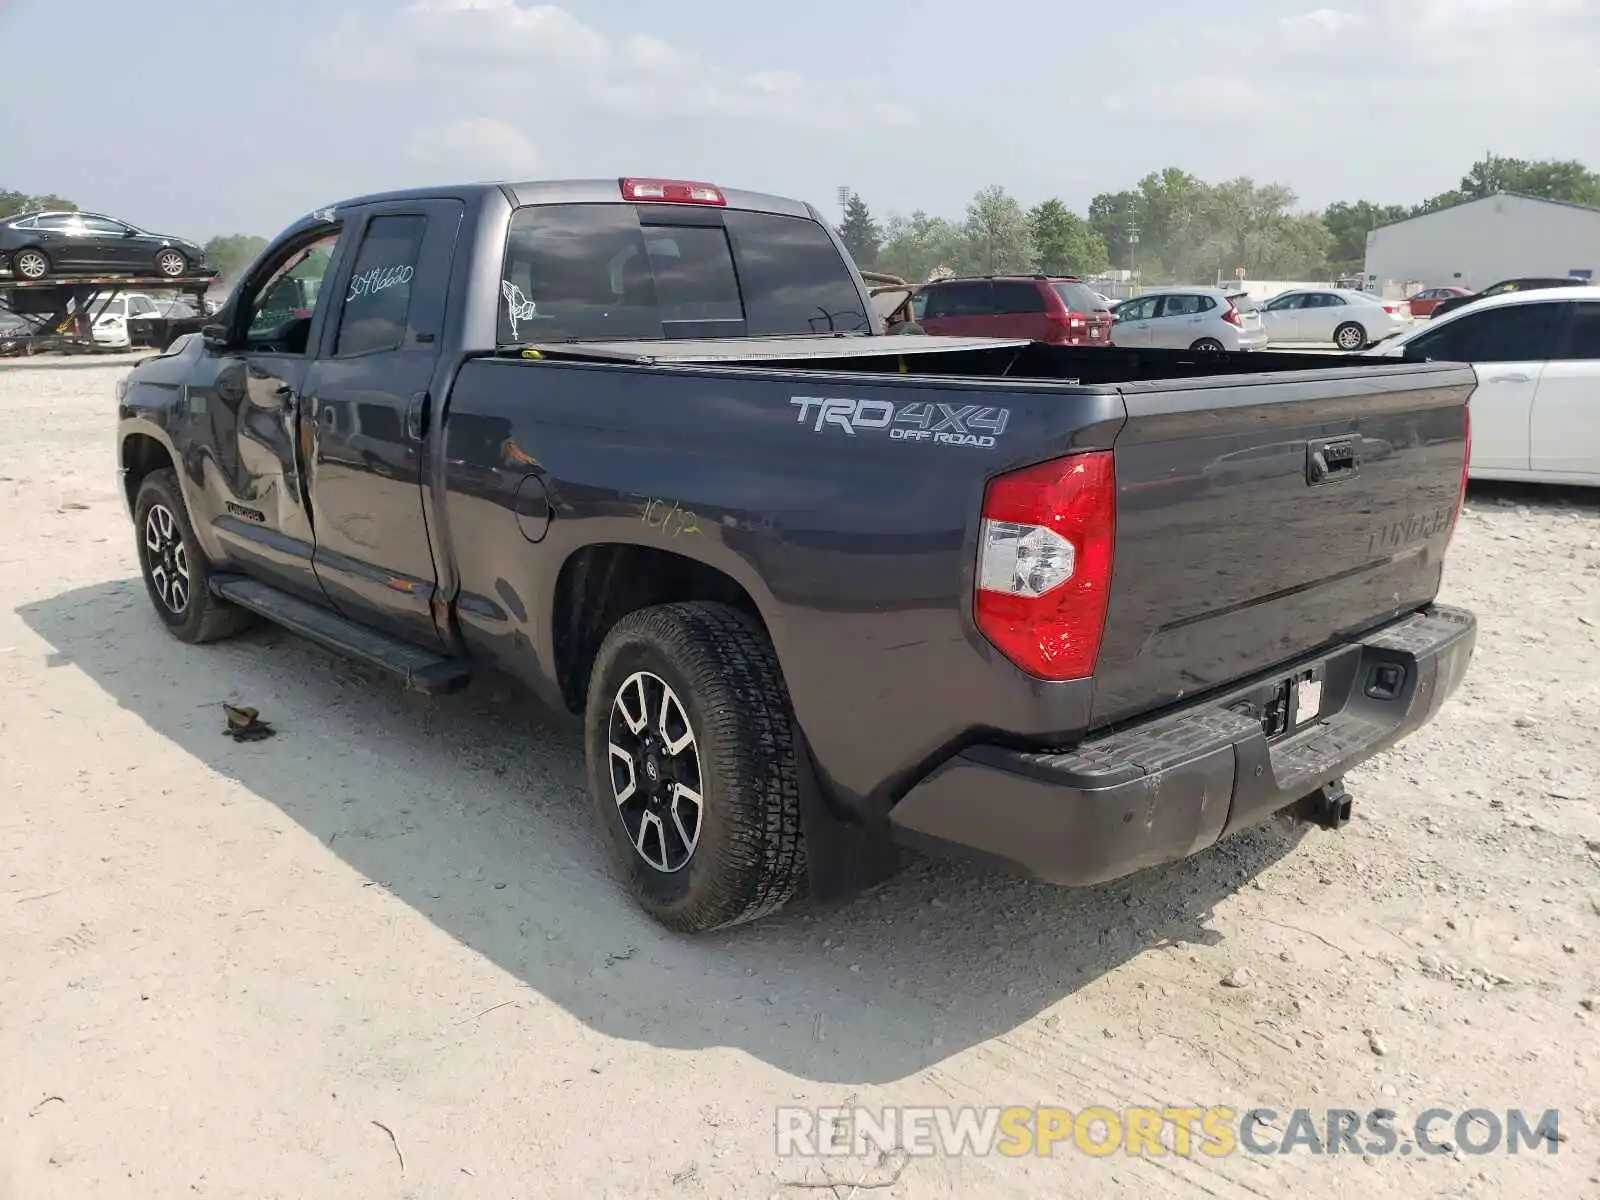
0 210 208 281
1109 287 1266 351
114 175 1477 933
1366 286 1600 486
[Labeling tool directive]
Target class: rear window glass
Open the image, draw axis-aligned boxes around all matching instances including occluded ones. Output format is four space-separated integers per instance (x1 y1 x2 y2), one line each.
497 203 868 343
1051 282 1099 313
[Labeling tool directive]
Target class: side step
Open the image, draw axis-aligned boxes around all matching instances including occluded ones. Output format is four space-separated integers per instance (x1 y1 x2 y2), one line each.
210 574 472 695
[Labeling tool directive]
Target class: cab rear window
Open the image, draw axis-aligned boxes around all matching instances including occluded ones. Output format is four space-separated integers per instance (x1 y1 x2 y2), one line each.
498 204 869 343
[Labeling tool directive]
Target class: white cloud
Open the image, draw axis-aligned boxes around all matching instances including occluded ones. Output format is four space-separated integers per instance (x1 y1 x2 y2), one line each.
406 118 538 174
314 1 915 128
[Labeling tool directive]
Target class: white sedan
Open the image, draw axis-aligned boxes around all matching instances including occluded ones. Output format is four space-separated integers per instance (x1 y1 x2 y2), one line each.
1258 288 1412 350
1365 286 1600 486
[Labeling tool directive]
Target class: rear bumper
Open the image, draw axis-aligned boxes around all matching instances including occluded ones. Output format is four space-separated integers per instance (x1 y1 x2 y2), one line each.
888 604 1476 886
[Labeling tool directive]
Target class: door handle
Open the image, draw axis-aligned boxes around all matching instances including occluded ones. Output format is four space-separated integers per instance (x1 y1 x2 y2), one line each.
274 384 294 397
1486 372 1529 383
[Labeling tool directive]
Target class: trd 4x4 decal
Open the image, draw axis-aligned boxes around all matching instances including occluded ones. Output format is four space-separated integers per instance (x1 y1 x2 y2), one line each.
789 397 1010 448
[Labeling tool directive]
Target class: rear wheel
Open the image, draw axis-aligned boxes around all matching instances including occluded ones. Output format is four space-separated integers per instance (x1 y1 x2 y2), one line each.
1190 337 1225 352
1334 322 1367 351
12 248 49 280
154 248 188 278
584 601 806 933
133 469 255 644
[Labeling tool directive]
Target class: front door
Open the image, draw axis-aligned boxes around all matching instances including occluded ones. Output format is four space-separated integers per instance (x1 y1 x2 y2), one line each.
1111 294 1158 346
192 224 348 602
302 199 464 648
1259 293 1305 342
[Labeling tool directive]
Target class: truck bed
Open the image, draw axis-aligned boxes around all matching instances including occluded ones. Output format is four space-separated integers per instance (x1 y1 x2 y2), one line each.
445 342 1473 810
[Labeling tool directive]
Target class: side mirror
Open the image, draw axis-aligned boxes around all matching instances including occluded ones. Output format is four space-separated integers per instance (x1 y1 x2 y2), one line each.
124 228 140 238
201 321 230 350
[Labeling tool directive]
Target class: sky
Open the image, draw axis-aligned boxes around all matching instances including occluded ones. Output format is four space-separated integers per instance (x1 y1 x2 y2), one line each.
2 0 1597 241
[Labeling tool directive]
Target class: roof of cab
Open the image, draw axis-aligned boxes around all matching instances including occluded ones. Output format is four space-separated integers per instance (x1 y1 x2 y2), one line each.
295 179 816 222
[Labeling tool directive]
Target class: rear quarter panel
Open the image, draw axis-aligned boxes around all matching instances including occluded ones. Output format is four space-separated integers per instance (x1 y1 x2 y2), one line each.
437 356 1125 813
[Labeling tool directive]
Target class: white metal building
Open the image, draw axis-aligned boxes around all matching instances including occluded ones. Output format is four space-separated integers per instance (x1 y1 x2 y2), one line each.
1362 191 1600 296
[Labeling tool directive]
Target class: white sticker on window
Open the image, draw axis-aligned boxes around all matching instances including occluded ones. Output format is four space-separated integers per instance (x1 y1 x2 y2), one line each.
501 279 537 339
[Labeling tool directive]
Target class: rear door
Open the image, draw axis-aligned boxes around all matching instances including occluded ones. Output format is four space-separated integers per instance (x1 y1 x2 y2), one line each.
1401 300 1567 473
990 280 1053 341
302 199 464 648
919 281 992 337
1530 299 1600 480
1151 292 1210 347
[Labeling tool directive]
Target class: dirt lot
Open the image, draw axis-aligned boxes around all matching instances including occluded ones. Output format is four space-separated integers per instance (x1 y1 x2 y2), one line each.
1 355 1597 1199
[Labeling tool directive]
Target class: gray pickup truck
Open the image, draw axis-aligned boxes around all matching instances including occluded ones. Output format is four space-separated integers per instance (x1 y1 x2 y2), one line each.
116 176 1477 932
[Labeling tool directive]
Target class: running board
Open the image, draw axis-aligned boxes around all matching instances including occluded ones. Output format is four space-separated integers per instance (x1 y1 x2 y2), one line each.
210 575 472 695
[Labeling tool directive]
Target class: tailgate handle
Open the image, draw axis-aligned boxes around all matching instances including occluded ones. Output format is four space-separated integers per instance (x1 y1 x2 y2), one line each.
1307 436 1361 485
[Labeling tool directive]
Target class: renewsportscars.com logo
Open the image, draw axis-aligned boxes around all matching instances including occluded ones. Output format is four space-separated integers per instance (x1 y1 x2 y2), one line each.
790 396 1011 448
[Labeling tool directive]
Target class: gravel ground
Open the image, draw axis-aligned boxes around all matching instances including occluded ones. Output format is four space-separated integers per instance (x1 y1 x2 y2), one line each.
1 356 1597 1199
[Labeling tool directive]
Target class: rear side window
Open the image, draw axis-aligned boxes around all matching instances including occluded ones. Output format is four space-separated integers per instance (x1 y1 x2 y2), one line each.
335 214 425 356
498 203 868 343
922 282 991 319
1553 301 1600 360
991 281 1046 314
1158 294 1213 317
1410 302 1566 363
1051 282 1098 314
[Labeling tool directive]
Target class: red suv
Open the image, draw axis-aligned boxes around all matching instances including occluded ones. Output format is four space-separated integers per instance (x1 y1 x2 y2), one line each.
914 275 1115 345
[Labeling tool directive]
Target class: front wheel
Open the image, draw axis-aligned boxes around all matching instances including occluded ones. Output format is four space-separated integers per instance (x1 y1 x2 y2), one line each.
1190 337 1225 352
1334 322 1367 351
584 601 806 933
154 248 188 278
11 248 50 280
133 469 256 643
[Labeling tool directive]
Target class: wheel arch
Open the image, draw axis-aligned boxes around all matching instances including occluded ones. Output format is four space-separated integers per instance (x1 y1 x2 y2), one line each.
120 429 178 514
551 541 770 715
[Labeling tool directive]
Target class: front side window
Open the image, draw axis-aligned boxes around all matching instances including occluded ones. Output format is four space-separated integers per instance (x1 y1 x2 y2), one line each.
1407 302 1566 363
1264 293 1303 311
243 229 342 352
334 214 426 356
1118 296 1158 321
79 216 128 236
128 295 157 317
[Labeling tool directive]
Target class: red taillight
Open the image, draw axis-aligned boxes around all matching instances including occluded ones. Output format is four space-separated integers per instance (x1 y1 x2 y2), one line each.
619 177 726 206
975 451 1116 680
1221 303 1243 327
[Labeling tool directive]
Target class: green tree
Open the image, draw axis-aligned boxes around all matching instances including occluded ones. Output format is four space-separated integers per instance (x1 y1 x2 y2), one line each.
836 193 881 269
1184 178 1332 281
203 234 269 284
0 189 77 220
1087 190 1140 267
1029 200 1109 276
876 211 965 282
959 185 1033 274
1412 154 1600 216
1322 200 1409 273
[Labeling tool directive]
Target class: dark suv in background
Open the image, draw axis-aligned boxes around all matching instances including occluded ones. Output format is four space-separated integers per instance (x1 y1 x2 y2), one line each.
915 275 1114 345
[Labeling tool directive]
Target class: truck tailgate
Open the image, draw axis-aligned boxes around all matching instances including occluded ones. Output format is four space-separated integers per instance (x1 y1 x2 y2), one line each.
1091 364 1475 727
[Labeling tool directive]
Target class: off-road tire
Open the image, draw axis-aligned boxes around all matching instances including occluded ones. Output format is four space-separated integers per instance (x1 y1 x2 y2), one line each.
133 468 255 644
584 601 806 933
